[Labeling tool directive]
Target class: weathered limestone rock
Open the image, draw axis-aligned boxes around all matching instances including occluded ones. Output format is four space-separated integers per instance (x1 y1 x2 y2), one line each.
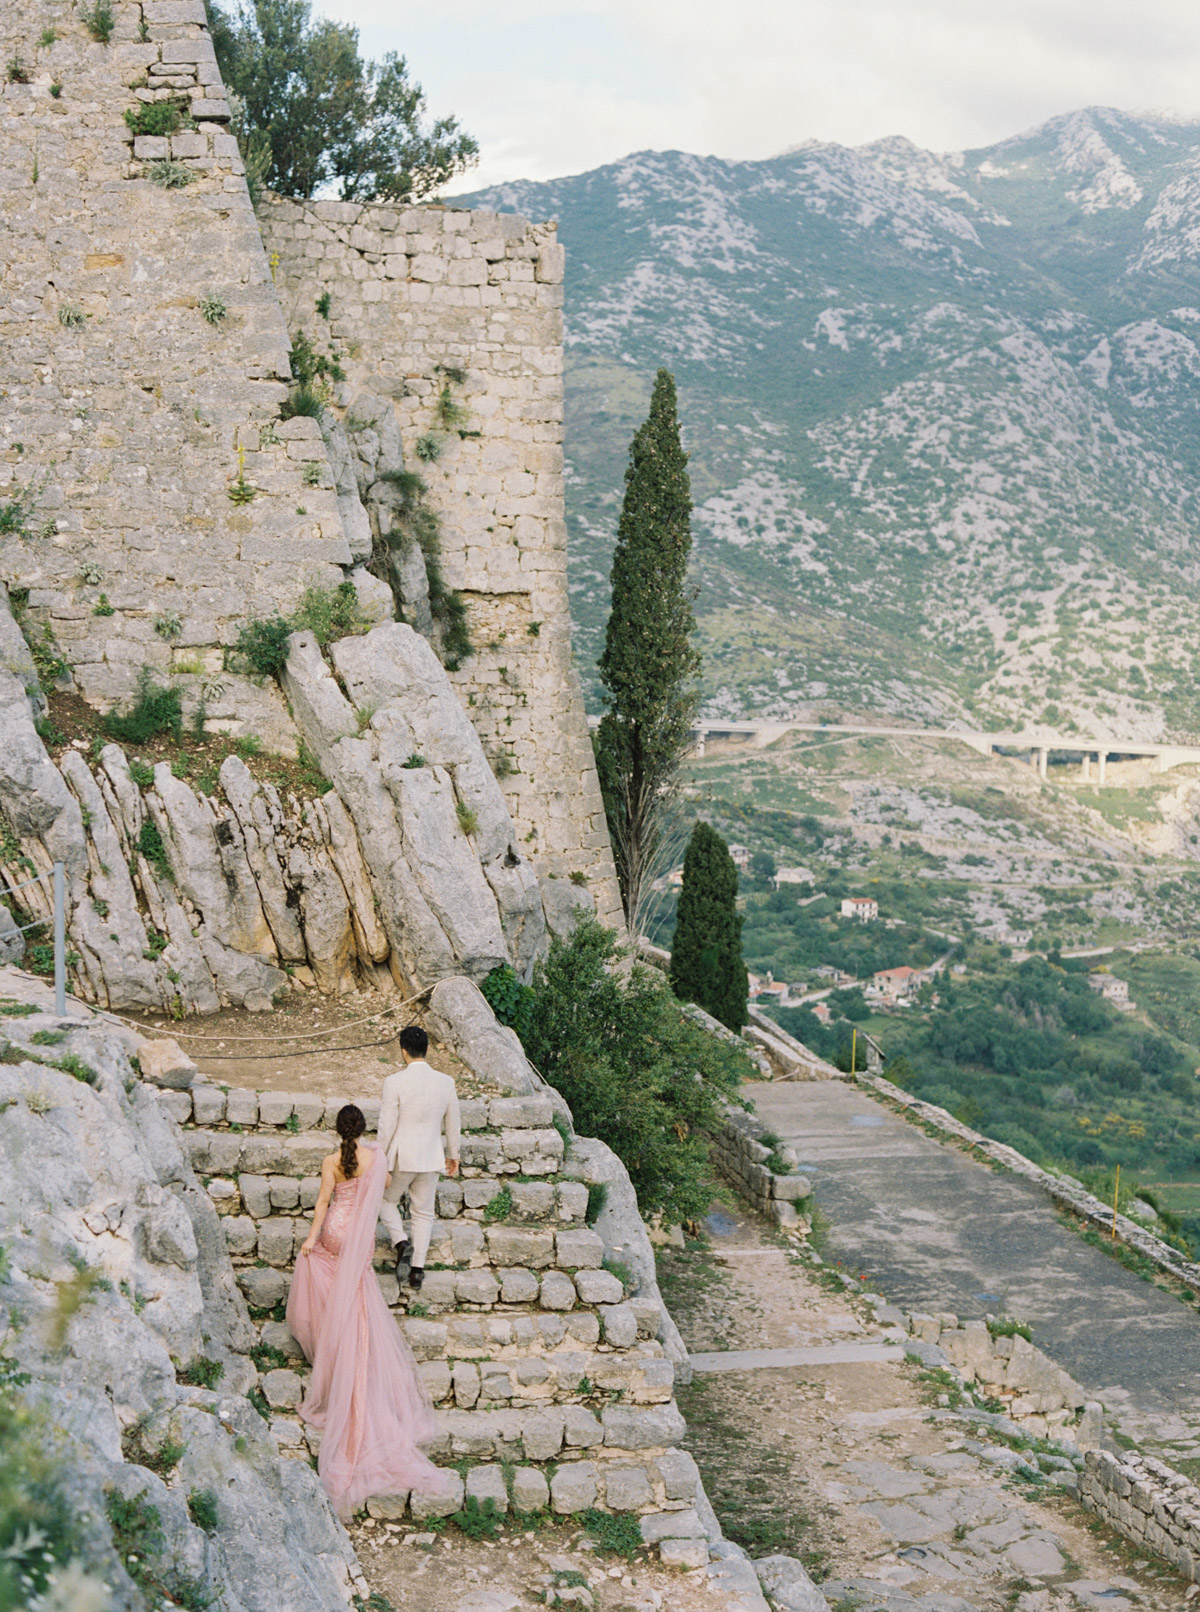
753 1556 829 1611
540 875 595 940
140 1037 198 1090
0 582 45 718
427 977 537 1095
218 757 307 962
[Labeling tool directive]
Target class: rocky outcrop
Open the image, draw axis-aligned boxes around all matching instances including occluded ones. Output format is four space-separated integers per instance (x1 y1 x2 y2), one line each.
284 620 545 988
0 594 549 1008
0 976 361 1612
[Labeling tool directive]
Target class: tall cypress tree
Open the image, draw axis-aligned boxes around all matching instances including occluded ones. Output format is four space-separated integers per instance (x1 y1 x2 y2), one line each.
594 369 700 935
670 821 748 1032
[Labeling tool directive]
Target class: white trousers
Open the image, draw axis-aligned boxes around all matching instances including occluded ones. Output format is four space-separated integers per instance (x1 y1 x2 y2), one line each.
378 1170 439 1267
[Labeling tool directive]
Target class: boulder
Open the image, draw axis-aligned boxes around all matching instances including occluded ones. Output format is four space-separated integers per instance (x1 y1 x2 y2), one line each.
426 977 536 1094
753 1556 830 1612
139 1037 198 1090
540 875 595 941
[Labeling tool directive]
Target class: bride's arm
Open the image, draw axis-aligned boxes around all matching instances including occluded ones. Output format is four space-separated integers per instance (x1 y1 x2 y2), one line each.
299 1155 336 1255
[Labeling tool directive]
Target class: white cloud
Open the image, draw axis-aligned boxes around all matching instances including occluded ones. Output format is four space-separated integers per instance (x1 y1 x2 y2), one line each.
314 0 1200 186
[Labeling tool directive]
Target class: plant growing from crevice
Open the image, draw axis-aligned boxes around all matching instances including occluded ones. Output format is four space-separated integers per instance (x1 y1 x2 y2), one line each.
124 100 191 137
292 580 364 644
83 0 115 42
105 669 183 745
315 290 332 318
199 293 228 325
6 57 31 84
0 471 51 540
188 1488 219 1533
372 467 472 670
57 305 86 330
414 432 441 463
145 159 194 189
92 592 115 617
455 800 478 838
154 611 183 641
138 819 174 884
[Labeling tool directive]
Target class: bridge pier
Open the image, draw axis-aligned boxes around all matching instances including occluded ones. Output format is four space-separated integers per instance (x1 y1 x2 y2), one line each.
1037 747 1048 781
1097 751 1108 785
1080 754 1091 782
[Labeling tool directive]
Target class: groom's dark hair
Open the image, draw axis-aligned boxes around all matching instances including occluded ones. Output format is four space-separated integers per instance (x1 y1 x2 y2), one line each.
399 1025 429 1057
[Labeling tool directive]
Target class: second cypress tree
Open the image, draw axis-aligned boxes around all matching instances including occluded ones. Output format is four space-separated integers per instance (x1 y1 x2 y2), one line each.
669 821 748 1032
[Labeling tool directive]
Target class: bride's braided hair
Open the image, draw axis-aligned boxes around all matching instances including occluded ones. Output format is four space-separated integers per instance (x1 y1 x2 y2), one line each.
336 1103 365 1178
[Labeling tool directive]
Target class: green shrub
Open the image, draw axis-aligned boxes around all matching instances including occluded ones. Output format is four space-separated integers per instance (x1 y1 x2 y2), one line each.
138 819 173 884
104 669 183 744
480 963 534 1040
280 383 324 420
234 614 292 677
188 1487 219 1533
292 580 364 645
522 920 750 1223
579 1506 643 1558
451 1496 504 1541
315 291 332 318
128 758 155 789
199 294 228 325
7 56 31 83
124 100 189 136
585 1182 609 1226
482 1185 512 1224
177 1355 224 1389
415 432 442 462
55 1052 98 1087
0 1350 87 1607
455 800 479 838
986 1317 1033 1342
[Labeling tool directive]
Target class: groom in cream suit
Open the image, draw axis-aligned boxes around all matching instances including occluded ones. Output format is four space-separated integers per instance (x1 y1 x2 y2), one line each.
377 1025 460 1290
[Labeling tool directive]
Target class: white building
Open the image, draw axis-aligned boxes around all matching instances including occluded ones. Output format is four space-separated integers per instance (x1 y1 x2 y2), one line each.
840 896 879 923
773 866 815 889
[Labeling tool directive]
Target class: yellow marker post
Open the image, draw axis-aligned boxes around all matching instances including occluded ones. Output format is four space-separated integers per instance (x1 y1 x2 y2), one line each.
851 1027 857 1076
1112 1165 1120 1239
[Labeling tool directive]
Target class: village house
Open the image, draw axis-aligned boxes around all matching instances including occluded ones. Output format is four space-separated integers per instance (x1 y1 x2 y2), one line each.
867 965 921 1002
749 972 790 1004
811 1001 832 1025
773 866 815 889
841 896 879 922
728 843 752 873
1088 973 1134 1011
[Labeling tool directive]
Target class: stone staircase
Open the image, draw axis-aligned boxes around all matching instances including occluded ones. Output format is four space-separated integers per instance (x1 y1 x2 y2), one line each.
161 1078 710 1564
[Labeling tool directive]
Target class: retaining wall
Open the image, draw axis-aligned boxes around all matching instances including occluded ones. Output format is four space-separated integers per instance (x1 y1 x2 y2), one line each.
1081 1449 1200 1582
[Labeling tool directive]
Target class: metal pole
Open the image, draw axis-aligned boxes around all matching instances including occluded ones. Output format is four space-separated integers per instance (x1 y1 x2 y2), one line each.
53 861 65 1017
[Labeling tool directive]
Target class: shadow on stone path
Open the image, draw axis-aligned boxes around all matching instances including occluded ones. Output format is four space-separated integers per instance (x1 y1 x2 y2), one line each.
751 1079 1200 1455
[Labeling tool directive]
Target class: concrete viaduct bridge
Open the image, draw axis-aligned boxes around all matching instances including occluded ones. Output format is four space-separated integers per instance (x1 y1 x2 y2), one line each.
691 720 1200 781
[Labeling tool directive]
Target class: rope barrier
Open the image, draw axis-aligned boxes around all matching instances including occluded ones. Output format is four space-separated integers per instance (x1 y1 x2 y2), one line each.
95 986 432 1044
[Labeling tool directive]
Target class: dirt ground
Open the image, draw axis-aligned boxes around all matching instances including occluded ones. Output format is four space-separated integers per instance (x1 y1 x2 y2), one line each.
346 1516 734 1612
116 989 472 1098
658 1197 1189 1612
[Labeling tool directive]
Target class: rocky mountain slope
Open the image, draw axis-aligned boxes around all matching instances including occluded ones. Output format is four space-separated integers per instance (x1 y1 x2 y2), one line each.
456 108 1200 741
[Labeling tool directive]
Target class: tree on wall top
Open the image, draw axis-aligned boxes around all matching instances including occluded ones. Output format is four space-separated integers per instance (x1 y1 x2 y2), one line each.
669 821 749 1033
593 368 700 936
206 0 478 202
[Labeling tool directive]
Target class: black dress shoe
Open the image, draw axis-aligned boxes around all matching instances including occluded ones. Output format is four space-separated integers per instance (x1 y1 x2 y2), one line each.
408 1266 425 1291
394 1240 412 1276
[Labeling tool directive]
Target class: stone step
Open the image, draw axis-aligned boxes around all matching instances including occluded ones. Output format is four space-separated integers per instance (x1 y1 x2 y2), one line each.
237 1257 629 1316
188 1125 565 1179
158 1085 556 1136
208 1172 586 1225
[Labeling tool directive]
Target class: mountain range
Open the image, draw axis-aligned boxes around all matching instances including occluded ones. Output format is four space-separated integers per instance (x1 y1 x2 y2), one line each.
455 108 1200 741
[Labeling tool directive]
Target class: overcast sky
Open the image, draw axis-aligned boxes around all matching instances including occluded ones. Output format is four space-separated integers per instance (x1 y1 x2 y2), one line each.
314 1 1200 190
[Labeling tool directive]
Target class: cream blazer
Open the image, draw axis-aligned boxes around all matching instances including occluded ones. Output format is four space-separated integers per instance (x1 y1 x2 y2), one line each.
377 1059 461 1174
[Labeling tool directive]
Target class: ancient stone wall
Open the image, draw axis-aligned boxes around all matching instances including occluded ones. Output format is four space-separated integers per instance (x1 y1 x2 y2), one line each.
1081 1449 1200 1583
258 197 624 926
0 0 350 734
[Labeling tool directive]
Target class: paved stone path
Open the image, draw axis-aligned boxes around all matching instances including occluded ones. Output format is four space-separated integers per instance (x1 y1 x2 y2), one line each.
672 1200 1184 1612
752 1078 1200 1453
690 1343 906 1371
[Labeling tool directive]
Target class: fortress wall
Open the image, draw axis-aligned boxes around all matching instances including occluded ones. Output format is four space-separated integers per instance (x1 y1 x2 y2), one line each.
0 0 349 726
258 199 624 927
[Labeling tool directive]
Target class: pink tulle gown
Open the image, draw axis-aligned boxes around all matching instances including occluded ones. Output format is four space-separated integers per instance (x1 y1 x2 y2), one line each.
286 1142 447 1516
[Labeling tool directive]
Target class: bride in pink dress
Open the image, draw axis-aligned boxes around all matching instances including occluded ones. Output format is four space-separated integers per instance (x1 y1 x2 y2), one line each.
286 1104 447 1517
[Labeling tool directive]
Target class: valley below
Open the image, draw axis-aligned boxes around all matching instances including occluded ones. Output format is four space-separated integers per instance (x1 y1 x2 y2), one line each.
651 728 1200 1242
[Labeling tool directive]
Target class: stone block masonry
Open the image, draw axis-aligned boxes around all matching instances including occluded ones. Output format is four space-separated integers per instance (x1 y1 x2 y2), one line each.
0 0 350 723
1081 1449 1200 1584
174 1079 711 1557
258 198 624 928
